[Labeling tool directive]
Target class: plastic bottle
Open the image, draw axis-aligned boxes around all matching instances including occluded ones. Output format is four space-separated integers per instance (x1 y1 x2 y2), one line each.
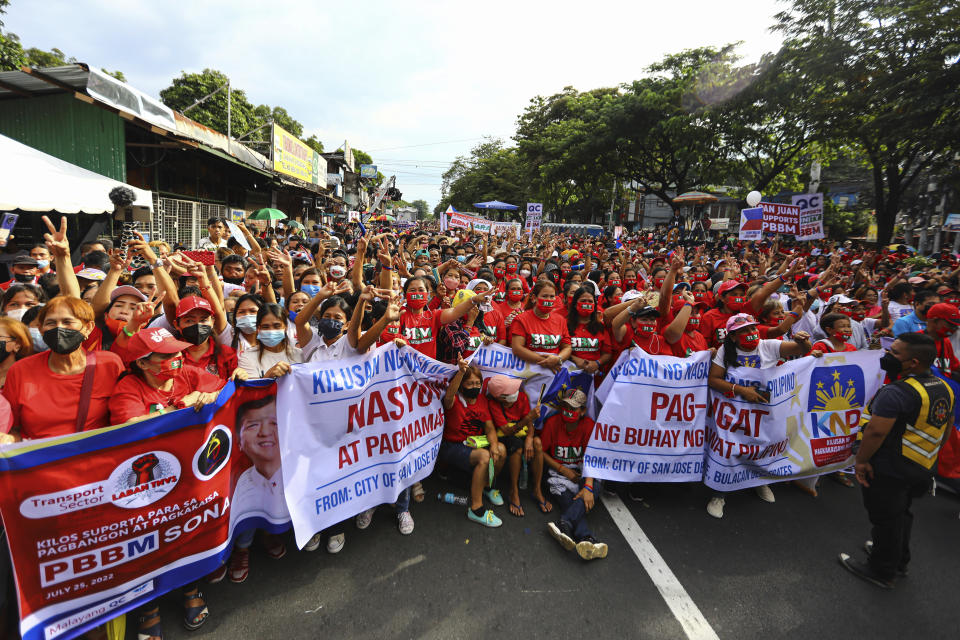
437 492 469 506
518 458 528 490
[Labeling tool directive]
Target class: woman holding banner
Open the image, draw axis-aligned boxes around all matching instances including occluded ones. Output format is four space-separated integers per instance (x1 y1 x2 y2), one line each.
705 313 816 518
509 281 571 373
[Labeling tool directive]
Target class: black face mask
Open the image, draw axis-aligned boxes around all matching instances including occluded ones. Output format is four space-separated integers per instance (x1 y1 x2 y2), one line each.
13 273 33 283
920 305 935 316
223 277 244 285
880 352 903 377
317 318 343 340
461 386 481 399
0 340 11 360
43 327 85 355
181 323 213 345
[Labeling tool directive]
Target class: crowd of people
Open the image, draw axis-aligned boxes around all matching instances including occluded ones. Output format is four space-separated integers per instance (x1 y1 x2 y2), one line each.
0 213 958 635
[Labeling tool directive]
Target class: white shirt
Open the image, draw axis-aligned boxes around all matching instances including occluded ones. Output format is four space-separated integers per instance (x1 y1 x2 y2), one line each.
218 326 257 357
238 343 303 378
888 300 914 321
198 236 229 251
302 332 357 363
230 467 290 531
713 339 783 370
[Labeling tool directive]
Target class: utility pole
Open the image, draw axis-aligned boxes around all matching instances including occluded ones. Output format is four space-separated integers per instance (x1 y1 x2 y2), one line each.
607 177 617 233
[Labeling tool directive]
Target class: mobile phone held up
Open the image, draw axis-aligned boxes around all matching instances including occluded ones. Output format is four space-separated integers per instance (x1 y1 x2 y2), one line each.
181 250 215 266
0 213 18 247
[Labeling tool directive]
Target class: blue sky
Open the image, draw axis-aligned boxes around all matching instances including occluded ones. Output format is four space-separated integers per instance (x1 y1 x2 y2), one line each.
5 0 786 210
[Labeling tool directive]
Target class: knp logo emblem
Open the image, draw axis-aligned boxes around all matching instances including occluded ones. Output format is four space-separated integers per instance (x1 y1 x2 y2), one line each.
808 365 865 411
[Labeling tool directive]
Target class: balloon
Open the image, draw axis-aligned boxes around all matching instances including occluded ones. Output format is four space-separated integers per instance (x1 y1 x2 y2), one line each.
746 191 762 207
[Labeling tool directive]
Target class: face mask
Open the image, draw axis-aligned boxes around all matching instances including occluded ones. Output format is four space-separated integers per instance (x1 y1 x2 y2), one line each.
223 277 244 285
6 307 27 321
654 278 665 288
624 279 636 289
577 301 595 316
851 311 866 322
494 268 505 278
637 322 656 334
43 327 85 355
609 280 621 288
835 307 854 317
505 264 518 274
880 352 903 377
687 316 701 331
13 273 34 284
507 290 525 302
561 268 571 276
936 324 956 339
36 260 49 269
610 295 622 305
693 273 708 282
737 332 760 351
519 269 532 278
258 329 286 347
819 290 832 301
461 385 481 399
920 304 935 317
443 277 460 291
30 327 48 352
406 292 428 310
235 315 258 335
329 265 347 279
832 329 852 341
693 291 705 300
946 298 960 307
301 284 321 298
151 356 183 382
181 323 212 345
502 392 519 404
536 299 554 314
455 256 466 263
560 408 579 422
317 318 343 340
728 295 747 311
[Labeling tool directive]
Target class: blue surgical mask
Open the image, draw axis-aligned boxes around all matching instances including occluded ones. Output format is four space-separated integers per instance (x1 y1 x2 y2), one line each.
456 256 466 263
301 284 321 298
29 327 49 352
36 260 50 269
258 329 286 347
235 315 258 334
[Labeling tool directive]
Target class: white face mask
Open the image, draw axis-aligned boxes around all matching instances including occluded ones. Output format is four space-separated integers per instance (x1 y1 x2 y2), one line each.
6 308 27 322
502 392 519 404
519 269 531 278
329 265 347 279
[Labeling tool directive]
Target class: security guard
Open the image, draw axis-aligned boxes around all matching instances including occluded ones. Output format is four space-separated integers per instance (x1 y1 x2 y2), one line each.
839 333 955 588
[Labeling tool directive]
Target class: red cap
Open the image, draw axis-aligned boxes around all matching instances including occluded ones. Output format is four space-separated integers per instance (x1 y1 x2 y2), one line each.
926 303 960 325
176 295 213 318
126 327 191 361
717 280 745 296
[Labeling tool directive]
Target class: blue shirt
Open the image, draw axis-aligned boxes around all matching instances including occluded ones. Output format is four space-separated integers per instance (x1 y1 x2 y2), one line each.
892 311 926 337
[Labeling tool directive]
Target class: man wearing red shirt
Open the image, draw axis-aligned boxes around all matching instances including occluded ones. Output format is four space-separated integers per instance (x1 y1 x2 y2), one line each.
922 303 960 376
541 389 607 561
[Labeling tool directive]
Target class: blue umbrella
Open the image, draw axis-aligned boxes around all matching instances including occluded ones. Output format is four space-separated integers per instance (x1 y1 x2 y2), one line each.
474 200 518 210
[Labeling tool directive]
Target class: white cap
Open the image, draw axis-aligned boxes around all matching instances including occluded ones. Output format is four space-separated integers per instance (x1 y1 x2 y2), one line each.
621 289 646 303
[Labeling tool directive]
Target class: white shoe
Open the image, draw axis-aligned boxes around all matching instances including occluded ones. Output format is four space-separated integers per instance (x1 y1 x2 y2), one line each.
355 507 375 530
397 511 414 535
755 485 776 503
706 496 725 519
326 533 345 554
303 532 323 552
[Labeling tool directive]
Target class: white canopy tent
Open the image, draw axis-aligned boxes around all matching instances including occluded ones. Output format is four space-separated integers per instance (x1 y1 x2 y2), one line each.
0 134 153 214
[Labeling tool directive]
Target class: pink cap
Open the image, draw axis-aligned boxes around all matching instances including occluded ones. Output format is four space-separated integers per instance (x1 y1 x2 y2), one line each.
725 313 758 334
486 375 522 398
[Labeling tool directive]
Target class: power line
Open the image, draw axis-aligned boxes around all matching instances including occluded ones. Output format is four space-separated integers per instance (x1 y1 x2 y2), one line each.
365 136 503 152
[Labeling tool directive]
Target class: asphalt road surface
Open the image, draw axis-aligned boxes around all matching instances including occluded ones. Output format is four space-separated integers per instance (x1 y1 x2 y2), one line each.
150 476 960 640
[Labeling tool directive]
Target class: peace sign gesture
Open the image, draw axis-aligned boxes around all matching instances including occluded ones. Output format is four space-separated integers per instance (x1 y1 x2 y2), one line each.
128 290 166 332
42 215 70 258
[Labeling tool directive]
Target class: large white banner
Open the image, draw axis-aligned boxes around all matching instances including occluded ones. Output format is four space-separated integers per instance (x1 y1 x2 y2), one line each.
584 349 710 482
792 193 825 241
703 350 883 490
276 344 456 547
469 343 555 399
448 211 519 235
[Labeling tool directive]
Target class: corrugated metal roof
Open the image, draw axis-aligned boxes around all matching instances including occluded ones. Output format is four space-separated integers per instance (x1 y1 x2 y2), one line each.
0 64 90 96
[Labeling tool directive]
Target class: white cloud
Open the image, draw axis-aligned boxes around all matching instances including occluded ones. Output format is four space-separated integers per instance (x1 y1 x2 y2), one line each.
6 0 785 208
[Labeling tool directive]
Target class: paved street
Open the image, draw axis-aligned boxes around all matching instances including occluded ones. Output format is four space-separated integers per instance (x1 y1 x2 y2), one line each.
155 476 960 640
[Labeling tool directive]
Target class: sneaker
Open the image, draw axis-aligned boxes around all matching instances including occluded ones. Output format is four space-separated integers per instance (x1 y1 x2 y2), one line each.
576 537 609 561
755 484 776 503
838 552 895 589
397 511 414 535
863 540 909 576
355 507 375 530
466 508 503 528
547 522 575 551
326 533 345 554
303 532 323 552
484 488 504 506
206 563 228 584
228 547 250 583
706 496 725 519
264 534 286 560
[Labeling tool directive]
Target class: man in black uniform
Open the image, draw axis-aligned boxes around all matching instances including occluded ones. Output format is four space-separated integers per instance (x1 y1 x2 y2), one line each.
839 333 955 588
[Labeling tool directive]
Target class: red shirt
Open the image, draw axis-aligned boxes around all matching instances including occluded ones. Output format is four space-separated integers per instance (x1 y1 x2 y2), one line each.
462 325 484 359
623 325 674 356
488 390 531 431
540 413 595 468
509 309 571 355
109 366 223 425
495 302 524 330
481 307 506 343
3 351 124 439
812 340 857 354
570 324 611 361
671 329 709 357
400 308 444 360
699 308 732 348
443 393 491 443
928 333 960 376
377 320 401 347
183 340 238 381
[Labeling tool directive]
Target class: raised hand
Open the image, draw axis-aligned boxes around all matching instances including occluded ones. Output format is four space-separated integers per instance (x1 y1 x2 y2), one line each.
42 215 70 258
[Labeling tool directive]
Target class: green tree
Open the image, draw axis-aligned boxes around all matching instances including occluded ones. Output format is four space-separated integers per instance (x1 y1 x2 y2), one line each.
775 0 960 246
441 138 528 220
410 199 429 219
302 135 324 154
160 69 259 138
253 104 302 137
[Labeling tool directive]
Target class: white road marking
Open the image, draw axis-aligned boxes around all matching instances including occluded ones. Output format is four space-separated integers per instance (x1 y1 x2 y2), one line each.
603 495 719 640
373 553 426 583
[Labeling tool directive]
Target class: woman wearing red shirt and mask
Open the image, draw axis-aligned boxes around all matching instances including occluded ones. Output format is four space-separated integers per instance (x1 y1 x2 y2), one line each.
509 281 572 373
669 294 710 357
399 276 489 360
700 264 800 348
497 278 527 330
609 299 674 356
566 287 612 376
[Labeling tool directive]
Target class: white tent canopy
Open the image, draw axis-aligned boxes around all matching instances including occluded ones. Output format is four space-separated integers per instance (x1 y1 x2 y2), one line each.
0 134 153 214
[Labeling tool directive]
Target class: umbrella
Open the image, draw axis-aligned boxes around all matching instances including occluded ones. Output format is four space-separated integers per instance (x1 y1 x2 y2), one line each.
250 208 287 221
369 214 396 222
286 220 304 230
474 200 519 211
673 191 718 205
